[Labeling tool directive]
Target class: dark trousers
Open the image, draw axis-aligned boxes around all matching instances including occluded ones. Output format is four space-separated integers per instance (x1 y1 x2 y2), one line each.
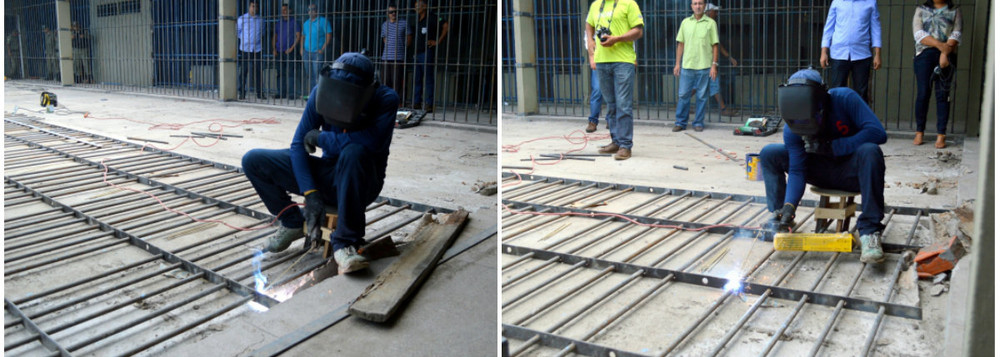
275 51 296 98
913 49 956 134
413 51 435 106
238 50 263 97
382 60 406 105
830 57 872 104
760 143 886 235
242 145 383 251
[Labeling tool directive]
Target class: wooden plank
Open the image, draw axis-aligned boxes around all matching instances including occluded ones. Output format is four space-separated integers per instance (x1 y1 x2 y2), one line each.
348 209 470 322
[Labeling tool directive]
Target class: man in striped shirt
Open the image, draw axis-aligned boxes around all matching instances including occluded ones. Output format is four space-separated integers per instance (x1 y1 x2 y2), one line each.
381 3 412 105
237 0 264 100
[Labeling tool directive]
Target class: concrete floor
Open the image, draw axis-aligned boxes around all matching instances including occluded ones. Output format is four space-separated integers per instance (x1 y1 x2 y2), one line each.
500 114 980 356
3 82 498 356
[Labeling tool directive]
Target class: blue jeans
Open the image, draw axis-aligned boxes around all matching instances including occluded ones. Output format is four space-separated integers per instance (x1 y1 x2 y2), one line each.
413 51 436 106
913 49 956 134
588 69 615 125
830 57 872 104
676 68 710 128
242 145 383 251
760 143 886 235
303 51 324 94
596 62 635 149
238 51 263 97
275 51 297 98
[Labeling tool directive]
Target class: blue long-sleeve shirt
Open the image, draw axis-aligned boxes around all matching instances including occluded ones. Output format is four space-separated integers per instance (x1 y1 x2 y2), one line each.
289 85 399 194
822 0 882 61
782 87 887 207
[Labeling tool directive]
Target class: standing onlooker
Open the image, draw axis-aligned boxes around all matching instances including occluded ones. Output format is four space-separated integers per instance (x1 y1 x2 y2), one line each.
706 3 738 117
820 0 882 104
911 0 961 148
585 34 615 133
301 3 332 94
412 0 449 113
673 0 718 132
71 22 92 83
274 2 301 99
43 26 59 81
237 0 264 100
586 0 643 160
381 3 412 105
6 31 21 79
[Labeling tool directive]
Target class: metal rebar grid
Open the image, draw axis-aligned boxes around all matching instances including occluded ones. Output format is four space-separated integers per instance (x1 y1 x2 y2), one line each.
4 113 458 355
501 175 931 356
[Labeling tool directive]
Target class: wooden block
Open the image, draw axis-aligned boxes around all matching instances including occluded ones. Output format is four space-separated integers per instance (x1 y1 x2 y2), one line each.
348 209 469 322
815 206 856 220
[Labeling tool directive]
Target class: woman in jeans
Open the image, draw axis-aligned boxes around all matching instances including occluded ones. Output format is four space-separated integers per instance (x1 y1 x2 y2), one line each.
911 0 962 148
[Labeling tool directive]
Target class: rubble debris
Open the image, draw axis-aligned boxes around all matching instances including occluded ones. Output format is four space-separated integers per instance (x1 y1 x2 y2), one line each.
472 180 497 196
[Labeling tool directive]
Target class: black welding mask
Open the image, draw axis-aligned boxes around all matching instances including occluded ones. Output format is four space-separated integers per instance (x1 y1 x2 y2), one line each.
315 58 379 131
777 77 828 137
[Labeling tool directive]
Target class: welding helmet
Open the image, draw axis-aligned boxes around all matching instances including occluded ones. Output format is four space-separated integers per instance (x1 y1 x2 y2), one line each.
777 69 828 137
315 52 379 130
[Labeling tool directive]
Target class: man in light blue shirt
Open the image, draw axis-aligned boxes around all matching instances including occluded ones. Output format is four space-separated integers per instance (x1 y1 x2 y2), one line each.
820 0 882 104
300 3 332 95
237 0 264 100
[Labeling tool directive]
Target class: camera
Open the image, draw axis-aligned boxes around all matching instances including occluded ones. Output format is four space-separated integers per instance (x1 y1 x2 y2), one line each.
595 27 612 42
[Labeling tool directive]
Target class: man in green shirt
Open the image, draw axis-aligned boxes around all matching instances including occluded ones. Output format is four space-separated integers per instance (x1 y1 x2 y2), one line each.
673 0 719 132
586 0 643 160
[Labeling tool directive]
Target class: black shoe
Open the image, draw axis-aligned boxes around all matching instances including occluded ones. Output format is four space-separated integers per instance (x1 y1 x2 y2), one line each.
413 103 422 110
273 94 284 99
239 94 246 100
424 105 434 113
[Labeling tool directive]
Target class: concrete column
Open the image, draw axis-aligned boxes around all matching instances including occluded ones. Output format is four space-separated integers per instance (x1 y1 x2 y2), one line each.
964 0 994 352
512 0 537 116
581 0 592 107
55 0 73 86
219 0 237 101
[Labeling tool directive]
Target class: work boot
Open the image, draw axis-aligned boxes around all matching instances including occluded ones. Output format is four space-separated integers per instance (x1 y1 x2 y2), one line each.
859 231 885 263
265 226 305 253
672 125 685 132
913 132 923 145
585 122 598 133
935 134 947 149
334 245 370 274
614 147 631 160
598 143 620 154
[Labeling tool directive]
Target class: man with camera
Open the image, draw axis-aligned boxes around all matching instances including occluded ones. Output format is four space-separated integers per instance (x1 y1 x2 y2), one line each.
673 0 719 132
760 69 888 264
585 0 644 160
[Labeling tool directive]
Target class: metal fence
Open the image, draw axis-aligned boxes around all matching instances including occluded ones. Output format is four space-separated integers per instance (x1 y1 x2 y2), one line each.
503 0 987 134
5 0 497 126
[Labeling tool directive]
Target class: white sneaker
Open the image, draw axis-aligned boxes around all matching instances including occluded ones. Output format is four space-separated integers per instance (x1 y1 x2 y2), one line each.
859 231 885 264
334 246 369 274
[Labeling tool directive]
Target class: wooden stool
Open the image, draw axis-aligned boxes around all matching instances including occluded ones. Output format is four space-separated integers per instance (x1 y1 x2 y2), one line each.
810 186 859 233
318 206 338 259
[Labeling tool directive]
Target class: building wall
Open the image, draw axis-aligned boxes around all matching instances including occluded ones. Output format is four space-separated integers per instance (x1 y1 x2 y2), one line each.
90 0 154 87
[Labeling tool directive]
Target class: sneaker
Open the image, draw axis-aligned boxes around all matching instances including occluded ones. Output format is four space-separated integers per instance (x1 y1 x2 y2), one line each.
585 122 598 133
672 125 685 132
859 231 885 263
334 245 370 274
614 147 631 160
694 126 704 132
598 143 620 154
265 226 305 253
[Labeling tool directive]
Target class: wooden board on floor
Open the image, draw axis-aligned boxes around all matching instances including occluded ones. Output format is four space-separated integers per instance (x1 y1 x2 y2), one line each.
348 209 469 322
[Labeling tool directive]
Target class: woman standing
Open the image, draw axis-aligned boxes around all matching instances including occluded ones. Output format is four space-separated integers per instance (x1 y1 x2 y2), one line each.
911 0 962 148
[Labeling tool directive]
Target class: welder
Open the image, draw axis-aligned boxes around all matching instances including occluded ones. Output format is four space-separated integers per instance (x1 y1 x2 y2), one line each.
760 68 888 263
242 52 398 274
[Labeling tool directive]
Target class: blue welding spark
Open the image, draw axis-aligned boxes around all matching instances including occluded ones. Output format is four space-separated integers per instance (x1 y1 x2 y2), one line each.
248 249 269 312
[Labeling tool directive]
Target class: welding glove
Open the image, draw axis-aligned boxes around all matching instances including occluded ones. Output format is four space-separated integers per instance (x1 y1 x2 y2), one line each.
802 137 833 157
302 190 325 247
764 203 796 239
304 129 321 154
